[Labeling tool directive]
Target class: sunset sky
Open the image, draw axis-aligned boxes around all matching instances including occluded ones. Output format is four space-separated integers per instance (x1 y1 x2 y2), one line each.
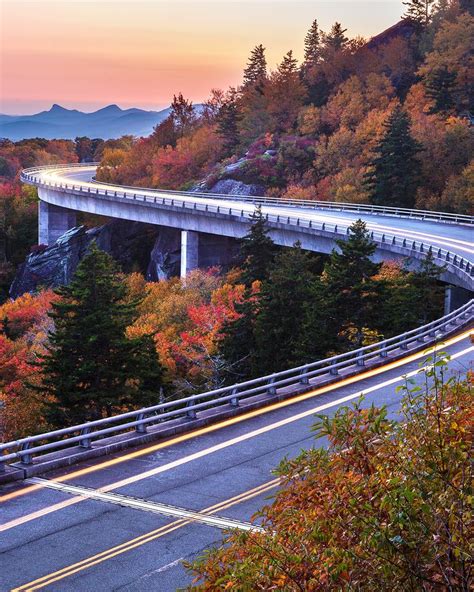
1 0 404 115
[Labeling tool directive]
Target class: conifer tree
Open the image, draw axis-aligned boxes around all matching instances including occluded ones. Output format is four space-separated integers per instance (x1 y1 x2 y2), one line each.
239 205 276 287
277 50 299 78
242 44 267 91
424 67 456 113
254 242 317 374
365 106 422 208
302 220 382 353
216 93 241 157
37 244 165 427
324 22 349 51
403 0 436 27
219 293 258 383
303 19 322 70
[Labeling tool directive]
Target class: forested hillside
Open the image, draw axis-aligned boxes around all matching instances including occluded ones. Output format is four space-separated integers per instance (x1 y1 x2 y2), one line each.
96 1 473 213
0 0 471 444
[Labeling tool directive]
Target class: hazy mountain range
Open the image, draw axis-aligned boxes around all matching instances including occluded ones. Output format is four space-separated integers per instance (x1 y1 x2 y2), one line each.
0 104 173 140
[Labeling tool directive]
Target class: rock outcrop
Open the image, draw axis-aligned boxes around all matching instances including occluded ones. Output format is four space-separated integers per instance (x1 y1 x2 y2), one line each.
206 178 264 196
10 221 180 298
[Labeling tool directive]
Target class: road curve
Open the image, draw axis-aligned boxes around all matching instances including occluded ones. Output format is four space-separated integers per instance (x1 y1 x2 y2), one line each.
22 164 474 290
0 165 472 591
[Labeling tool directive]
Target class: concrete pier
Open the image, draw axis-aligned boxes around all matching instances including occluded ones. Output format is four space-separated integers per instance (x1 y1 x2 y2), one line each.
39 202 76 246
444 284 472 314
180 230 199 278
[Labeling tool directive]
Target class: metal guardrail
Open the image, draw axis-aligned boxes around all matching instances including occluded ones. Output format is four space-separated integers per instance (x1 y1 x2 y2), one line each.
0 299 472 470
18 168 474 285
21 164 474 225
2 164 470 472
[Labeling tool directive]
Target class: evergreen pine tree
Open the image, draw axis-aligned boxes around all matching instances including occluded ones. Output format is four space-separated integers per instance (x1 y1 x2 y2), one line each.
403 0 436 27
242 44 267 91
37 244 165 427
302 220 383 353
239 205 276 287
277 50 299 78
424 67 457 113
303 19 322 69
216 93 241 157
365 106 422 208
219 292 258 383
254 242 317 374
324 22 349 51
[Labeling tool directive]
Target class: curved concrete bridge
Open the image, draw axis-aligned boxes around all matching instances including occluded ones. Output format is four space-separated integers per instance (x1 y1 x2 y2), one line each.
22 164 474 291
0 164 472 591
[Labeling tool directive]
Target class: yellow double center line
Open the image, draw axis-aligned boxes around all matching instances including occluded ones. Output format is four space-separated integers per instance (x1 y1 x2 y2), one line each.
12 478 279 592
6 333 473 591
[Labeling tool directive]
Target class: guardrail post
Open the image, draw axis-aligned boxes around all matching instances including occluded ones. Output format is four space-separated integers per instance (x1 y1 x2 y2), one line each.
403 239 407 247
416 331 425 343
0 454 5 473
79 426 92 449
356 353 365 366
322 223 325 230
230 387 239 407
299 369 309 384
135 412 147 433
186 400 197 419
329 365 339 376
400 340 409 350
267 377 277 395
379 347 388 358
20 441 33 465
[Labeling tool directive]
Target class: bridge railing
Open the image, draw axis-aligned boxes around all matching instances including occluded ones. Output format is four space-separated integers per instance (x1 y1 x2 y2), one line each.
20 167 474 287
1 299 472 471
20 165 474 225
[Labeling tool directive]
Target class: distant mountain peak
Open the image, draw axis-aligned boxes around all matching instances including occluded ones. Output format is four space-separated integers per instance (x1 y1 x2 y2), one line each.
97 104 122 113
50 103 68 112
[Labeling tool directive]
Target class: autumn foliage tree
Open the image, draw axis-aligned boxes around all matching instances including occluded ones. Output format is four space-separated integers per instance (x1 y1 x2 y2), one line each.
188 360 474 590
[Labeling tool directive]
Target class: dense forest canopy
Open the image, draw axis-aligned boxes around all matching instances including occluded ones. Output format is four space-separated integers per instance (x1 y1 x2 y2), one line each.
89 2 473 214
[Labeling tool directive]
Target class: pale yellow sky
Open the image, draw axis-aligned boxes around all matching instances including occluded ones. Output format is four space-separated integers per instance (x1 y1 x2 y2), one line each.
1 1 404 114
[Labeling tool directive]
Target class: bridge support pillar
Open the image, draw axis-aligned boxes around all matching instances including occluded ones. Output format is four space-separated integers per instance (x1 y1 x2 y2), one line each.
38 201 76 246
180 230 199 278
444 285 471 314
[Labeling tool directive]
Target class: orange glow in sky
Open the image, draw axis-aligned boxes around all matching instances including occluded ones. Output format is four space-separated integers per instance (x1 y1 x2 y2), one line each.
1 1 404 114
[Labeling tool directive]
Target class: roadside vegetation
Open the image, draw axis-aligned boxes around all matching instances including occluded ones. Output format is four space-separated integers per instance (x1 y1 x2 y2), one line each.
0 215 444 440
0 0 467 441
187 361 474 591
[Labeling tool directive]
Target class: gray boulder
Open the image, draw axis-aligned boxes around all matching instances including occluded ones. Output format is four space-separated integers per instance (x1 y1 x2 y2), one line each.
207 178 264 196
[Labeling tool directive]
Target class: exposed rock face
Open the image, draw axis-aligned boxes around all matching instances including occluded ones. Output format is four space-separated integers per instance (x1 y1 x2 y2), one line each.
10 221 177 298
207 178 264 196
146 227 181 281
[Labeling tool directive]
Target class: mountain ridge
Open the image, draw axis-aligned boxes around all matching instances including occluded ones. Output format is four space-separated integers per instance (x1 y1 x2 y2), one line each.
0 103 175 140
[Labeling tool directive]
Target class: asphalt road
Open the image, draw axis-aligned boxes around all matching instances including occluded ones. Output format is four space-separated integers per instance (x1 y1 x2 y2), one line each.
1 331 472 592
42 166 474 260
